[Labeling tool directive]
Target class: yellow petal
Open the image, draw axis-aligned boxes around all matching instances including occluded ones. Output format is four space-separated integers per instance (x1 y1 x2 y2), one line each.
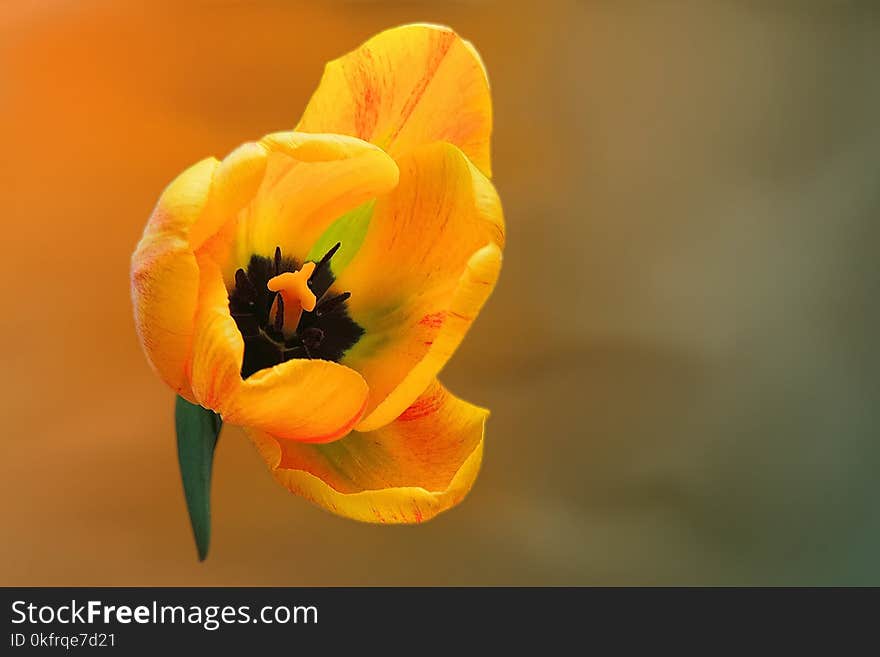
356 243 502 432
131 157 218 400
296 23 493 177
190 141 269 252
189 255 369 443
248 380 486 523
227 131 399 281
334 141 504 431
132 140 273 399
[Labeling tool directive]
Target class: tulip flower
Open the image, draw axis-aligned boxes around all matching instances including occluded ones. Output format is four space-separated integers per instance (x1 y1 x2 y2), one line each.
131 24 504 558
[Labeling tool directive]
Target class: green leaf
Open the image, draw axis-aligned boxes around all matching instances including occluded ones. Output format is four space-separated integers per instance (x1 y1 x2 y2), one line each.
175 395 222 561
305 199 375 274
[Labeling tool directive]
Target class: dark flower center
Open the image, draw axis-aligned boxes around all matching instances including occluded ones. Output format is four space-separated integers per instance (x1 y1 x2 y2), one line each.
228 243 364 378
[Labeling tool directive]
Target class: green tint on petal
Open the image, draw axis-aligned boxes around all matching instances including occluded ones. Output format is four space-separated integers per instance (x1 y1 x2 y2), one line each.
305 199 375 275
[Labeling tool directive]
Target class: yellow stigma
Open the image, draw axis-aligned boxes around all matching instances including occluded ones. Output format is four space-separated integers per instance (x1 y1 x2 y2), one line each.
267 261 317 335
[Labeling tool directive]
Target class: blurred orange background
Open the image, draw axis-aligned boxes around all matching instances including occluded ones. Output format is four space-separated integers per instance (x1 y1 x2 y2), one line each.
2 1 879 585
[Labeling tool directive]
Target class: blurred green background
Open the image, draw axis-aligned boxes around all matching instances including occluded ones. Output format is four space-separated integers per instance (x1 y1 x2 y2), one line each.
1 1 878 585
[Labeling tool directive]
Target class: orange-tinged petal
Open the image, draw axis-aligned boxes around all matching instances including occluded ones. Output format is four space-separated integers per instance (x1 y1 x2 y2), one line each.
227 131 399 281
133 141 274 400
227 360 368 444
248 380 486 523
296 23 493 177
333 141 504 431
189 255 369 443
131 157 218 400
189 141 269 252
356 243 502 432
135 157 219 245
187 255 243 410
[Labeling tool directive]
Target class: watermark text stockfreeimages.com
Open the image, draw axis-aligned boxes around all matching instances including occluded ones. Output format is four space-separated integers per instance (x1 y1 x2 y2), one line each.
10 599 317 631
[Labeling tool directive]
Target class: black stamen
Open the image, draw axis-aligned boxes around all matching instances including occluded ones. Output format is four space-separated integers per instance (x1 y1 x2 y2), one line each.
307 242 340 299
313 242 341 276
315 291 351 316
229 244 363 377
300 326 324 349
273 293 284 332
234 268 257 300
